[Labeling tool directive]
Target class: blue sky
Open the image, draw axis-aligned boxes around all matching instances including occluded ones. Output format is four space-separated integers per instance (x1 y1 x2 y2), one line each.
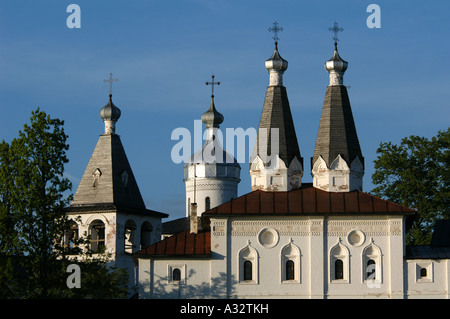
1 0 449 221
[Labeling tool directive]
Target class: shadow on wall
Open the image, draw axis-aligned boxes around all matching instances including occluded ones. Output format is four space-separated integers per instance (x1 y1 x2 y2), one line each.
141 270 238 299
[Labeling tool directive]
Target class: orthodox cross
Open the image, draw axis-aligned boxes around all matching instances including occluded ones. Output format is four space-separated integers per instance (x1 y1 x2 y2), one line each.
268 21 283 43
205 75 220 97
328 21 344 43
104 72 118 95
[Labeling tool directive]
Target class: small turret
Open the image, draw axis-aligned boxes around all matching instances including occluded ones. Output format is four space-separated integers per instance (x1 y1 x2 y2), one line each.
100 94 121 134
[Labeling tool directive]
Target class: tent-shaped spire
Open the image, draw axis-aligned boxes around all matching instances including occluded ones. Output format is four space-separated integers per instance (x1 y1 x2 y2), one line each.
311 38 364 192
70 95 147 210
250 34 303 192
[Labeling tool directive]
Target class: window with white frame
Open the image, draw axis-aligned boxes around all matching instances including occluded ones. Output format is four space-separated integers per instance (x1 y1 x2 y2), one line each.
281 242 300 283
89 219 106 253
330 242 349 283
416 262 433 283
362 243 382 285
238 244 258 284
168 264 186 284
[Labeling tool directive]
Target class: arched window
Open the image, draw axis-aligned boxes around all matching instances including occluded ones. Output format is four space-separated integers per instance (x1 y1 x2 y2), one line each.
286 260 295 280
124 220 137 254
363 243 382 283
239 245 258 283
367 259 376 280
281 242 300 283
205 197 211 211
89 219 105 253
244 261 252 281
330 242 349 282
335 259 344 280
420 267 427 278
64 220 79 251
172 268 181 282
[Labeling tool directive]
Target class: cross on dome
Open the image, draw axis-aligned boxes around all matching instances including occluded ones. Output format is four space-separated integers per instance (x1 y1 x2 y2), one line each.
104 72 118 95
205 75 220 98
328 21 344 44
268 21 284 44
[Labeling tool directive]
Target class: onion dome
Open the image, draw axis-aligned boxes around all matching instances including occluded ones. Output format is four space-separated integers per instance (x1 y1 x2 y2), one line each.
265 43 288 72
100 94 121 121
325 43 348 85
201 96 224 129
265 43 288 86
100 94 121 134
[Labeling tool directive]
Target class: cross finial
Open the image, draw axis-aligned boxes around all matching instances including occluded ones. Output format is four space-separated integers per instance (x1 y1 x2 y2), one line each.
328 21 344 44
205 75 220 98
104 72 118 95
268 21 284 44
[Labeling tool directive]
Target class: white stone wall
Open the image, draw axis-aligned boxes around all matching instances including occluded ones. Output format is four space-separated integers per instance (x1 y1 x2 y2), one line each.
311 155 364 192
137 214 450 299
211 215 406 298
138 258 213 299
404 259 450 299
66 211 163 295
185 178 239 217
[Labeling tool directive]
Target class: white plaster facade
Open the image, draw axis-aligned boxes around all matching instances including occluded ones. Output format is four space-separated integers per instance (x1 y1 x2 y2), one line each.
250 155 303 192
184 161 240 217
65 210 163 293
312 155 364 192
137 214 449 299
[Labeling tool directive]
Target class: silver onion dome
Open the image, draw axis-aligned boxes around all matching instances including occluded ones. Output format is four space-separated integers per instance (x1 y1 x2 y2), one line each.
100 94 121 122
201 96 224 129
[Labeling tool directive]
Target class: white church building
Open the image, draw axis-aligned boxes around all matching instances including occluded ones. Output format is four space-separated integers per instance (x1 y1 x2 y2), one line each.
67 28 450 299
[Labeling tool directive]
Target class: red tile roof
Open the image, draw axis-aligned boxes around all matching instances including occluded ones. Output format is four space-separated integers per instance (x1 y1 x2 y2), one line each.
204 184 416 216
135 230 211 257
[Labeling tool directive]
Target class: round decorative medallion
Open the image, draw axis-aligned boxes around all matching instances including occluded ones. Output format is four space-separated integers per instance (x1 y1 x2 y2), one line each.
347 229 365 247
258 228 279 248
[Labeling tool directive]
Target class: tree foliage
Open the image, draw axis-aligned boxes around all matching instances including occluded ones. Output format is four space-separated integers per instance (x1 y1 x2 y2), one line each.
371 128 449 245
0 108 128 298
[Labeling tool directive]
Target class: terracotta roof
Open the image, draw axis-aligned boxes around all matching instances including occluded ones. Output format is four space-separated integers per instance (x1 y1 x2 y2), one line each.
203 184 416 216
135 230 211 257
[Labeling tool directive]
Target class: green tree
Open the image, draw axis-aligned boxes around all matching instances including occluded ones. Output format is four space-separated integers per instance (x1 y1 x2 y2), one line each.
371 128 449 245
0 108 128 298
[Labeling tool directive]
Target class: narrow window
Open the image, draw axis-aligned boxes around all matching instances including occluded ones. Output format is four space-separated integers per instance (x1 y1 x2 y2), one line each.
140 222 153 249
286 260 295 280
124 220 137 254
64 220 79 251
243 261 252 281
172 268 181 282
89 219 105 253
205 197 211 211
420 267 427 278
367 259 376 280
335 259 344 280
